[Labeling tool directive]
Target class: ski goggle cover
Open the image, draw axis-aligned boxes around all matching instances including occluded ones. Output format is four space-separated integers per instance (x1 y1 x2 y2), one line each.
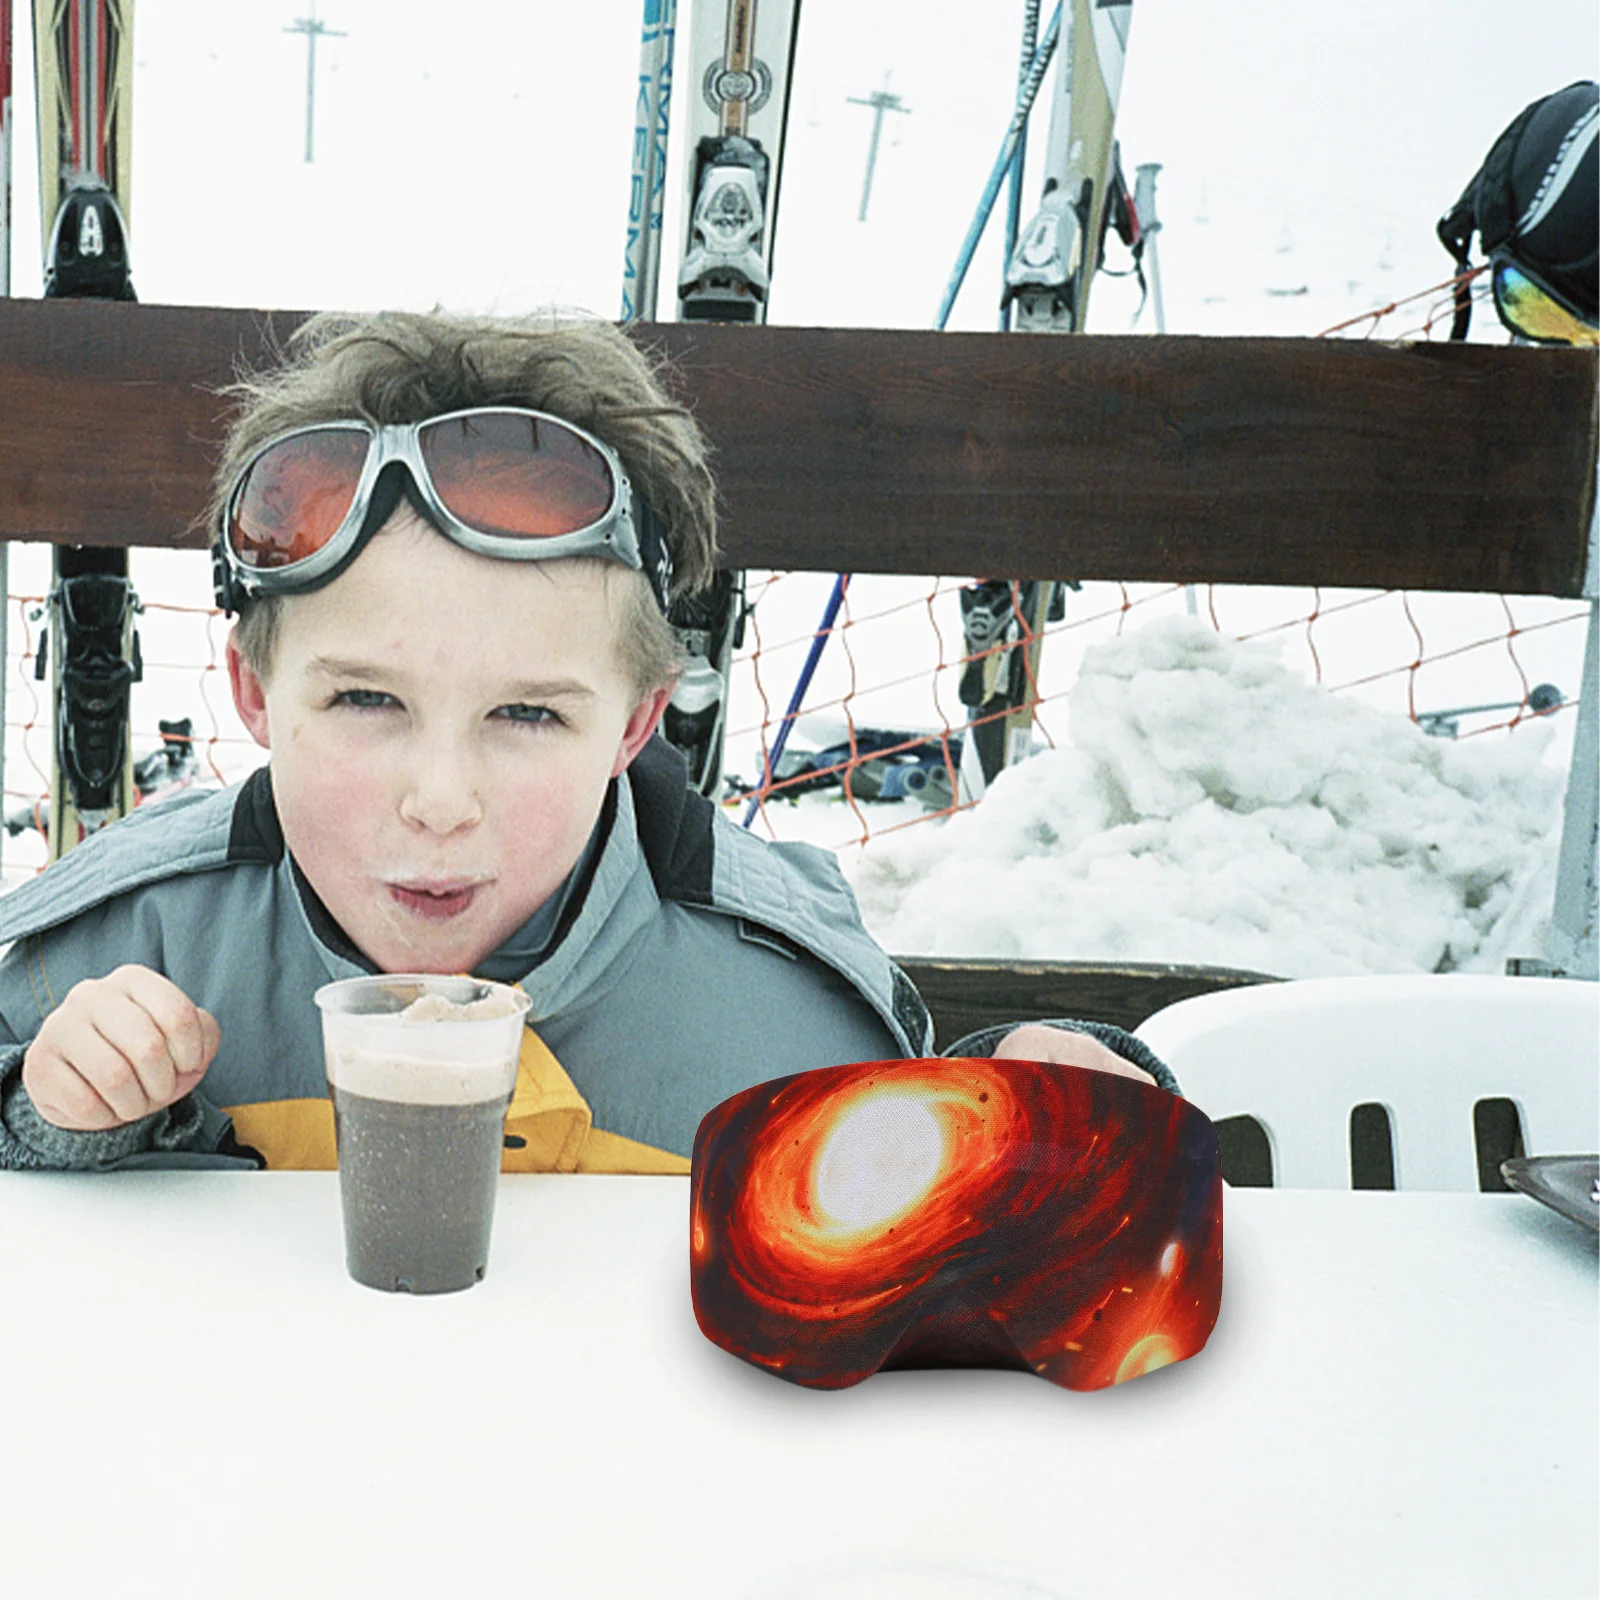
691 1056 1222 1391
1491 251 1600 346
213 407 675 615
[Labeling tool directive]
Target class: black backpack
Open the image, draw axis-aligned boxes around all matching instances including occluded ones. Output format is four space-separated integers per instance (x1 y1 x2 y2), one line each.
1438 79 1598 339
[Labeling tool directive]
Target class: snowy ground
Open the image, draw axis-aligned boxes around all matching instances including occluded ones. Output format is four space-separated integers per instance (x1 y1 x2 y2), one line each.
844 616 1567 976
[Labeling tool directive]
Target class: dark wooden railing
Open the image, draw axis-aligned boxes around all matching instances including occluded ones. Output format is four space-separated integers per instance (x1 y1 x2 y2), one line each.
1 299 1593 594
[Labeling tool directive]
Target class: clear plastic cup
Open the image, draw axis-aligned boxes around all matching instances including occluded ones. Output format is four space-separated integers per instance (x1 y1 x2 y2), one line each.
314 974 531 1294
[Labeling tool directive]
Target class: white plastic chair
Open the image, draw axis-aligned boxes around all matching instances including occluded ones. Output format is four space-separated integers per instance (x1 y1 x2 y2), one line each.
1133 975 1600 1190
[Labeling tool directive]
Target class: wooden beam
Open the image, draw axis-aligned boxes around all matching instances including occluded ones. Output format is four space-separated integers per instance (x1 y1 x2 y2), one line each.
895 956 1282 1047
0 299 1593 595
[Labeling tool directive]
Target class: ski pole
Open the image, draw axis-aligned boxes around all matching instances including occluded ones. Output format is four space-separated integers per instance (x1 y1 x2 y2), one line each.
1131 160 1188 607
1134 160 1165 335
935 0 1060 330
1 0 10 299
742 575 850 828
999 0 1040 331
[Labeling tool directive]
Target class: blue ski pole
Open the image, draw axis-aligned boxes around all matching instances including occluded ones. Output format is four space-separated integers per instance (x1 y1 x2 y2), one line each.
742 576 851 828
935 0 1060 330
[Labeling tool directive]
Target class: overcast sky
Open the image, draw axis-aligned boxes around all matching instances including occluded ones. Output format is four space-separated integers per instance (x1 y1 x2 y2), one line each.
4 0 1596 334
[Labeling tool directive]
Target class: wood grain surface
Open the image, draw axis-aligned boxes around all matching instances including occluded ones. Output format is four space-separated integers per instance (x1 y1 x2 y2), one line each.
0 300 1593 594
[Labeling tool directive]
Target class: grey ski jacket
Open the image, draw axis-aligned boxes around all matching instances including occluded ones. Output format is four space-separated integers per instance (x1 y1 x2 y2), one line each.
0 739 1173 1172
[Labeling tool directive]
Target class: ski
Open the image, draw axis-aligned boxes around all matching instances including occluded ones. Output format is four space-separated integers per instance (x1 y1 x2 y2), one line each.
655 0 800 799
34 0 141 861
1004 0 1131 333
622 0 677 325
957 0 1134 805
955 578 1066 790
7 715 198 839
2 0 14 843
1 0 12 296
675 0 798 323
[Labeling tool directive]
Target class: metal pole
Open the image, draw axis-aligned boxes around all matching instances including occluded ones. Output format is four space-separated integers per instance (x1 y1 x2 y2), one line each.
643 0 675 319
846 84 908 223
285 11 345 164
856 100 882 221
304 27 316 161
742 576 851 829
1133 162 1189 611
2 0 14 864
1547 489 1599 977
1134 160 1165 333
1 0 10 297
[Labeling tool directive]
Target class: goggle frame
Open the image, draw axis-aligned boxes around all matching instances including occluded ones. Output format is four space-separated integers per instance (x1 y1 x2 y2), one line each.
213 406 672 615
1489 250 1600 347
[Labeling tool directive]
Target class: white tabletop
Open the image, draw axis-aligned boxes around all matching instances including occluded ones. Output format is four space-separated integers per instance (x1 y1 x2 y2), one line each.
0 1172 1594 1600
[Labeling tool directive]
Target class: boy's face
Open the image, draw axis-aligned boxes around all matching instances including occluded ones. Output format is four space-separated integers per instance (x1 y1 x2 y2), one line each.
227 509 670 975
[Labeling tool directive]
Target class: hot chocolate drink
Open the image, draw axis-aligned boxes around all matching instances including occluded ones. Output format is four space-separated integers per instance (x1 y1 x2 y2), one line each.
315 975 531 1295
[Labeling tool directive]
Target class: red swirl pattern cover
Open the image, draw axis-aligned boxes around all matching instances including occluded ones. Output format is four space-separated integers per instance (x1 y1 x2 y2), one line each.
690 1057 1223 1390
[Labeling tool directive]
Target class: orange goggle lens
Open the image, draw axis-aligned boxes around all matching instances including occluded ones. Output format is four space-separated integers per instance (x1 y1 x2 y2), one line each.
227 414 619 569
418 412 614 538
230 429 370 570
1492 259 1600 347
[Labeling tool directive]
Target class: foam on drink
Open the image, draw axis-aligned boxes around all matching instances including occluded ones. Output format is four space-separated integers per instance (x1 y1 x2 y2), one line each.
322 981 527 1106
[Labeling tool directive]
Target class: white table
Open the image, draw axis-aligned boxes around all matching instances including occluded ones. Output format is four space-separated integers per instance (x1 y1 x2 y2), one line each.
0 1173 1594 1600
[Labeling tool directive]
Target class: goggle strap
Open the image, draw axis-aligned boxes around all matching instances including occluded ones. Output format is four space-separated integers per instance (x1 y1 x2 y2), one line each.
1438 185 1481 342
634 497 675 613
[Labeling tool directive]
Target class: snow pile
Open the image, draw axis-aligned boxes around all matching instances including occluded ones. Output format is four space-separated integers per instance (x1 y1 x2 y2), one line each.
849 618 1565 977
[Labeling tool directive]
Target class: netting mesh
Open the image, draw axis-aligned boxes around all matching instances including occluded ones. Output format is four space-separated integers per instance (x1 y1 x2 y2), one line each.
1314 265 1489 342
0 265 1587 876
726 573 1585 852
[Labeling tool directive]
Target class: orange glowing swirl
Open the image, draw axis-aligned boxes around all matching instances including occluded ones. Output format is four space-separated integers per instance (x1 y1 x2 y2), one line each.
690 1056 1224 1390
730 1061 1026 1312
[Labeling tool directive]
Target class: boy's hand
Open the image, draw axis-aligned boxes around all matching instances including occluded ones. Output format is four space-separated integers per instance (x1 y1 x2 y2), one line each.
992 1023 1157 1087
21 965 220 1131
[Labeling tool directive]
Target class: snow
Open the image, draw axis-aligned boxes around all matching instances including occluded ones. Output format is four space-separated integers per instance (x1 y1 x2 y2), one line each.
847 617 1567 975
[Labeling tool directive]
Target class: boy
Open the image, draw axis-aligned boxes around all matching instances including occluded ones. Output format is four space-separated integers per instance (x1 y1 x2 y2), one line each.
0 310 1171 1174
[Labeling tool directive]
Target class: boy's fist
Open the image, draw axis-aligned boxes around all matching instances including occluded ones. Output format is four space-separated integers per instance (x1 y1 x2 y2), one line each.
21 965 220 1131
992 1023 1157 1087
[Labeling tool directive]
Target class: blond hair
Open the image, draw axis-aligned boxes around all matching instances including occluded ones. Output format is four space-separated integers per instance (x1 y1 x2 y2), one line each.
209 308 719 695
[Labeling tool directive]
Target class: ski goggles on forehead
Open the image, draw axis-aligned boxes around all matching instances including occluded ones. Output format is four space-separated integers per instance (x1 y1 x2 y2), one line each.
212 407 674 616
1490 251 1599 347
690 1056 1223 1392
